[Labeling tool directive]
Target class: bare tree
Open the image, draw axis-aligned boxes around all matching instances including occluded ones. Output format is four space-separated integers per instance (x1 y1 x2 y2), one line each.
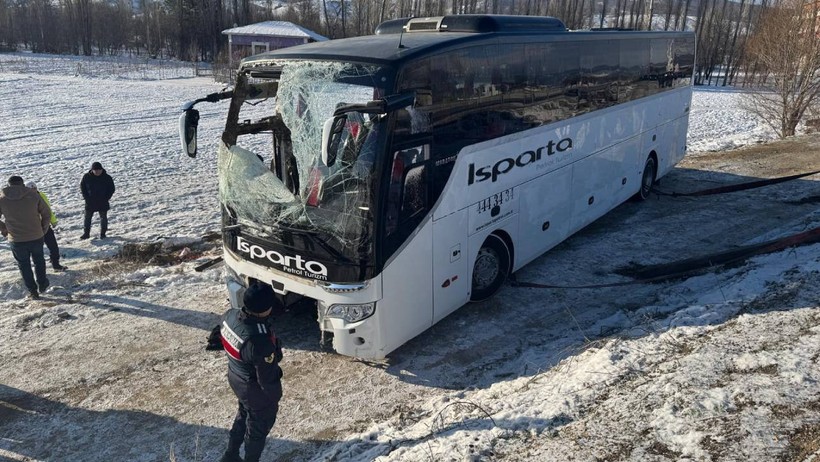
0 0 790 89
674 0 691 30
76 0 92 55
744 0 820 137
93 0 131 55
720 0 747 86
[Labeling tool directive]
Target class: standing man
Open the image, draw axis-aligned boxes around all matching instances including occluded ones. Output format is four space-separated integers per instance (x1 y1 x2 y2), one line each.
219 283 284 462
0 176 51 299
80 161 115 240
26 182 67 271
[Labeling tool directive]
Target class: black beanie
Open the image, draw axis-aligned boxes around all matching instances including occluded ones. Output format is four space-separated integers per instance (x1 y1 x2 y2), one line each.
8 176 24 185
91 162 103 170
243 283 276 313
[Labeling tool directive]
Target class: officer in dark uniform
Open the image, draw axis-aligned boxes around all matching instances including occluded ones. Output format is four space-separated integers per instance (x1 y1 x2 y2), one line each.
219 283 284 462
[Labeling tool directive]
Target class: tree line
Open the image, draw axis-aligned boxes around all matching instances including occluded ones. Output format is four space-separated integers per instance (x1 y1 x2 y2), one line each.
0 0 769 79
0 0 816 138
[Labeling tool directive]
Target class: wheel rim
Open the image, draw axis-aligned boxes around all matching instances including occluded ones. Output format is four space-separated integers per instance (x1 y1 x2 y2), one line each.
473 247 500 291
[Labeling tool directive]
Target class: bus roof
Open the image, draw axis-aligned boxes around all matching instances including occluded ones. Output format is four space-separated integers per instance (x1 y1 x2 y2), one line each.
240 15 693 69
241 32 484 67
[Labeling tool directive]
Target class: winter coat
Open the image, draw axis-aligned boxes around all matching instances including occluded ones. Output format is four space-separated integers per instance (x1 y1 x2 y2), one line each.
220 308 283 403
0 184 51 242
80 168 115 212
37 191 58 226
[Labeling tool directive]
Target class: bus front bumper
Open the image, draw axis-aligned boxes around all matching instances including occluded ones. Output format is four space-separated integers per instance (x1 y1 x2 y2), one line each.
318 300 385 358
224 251 388 358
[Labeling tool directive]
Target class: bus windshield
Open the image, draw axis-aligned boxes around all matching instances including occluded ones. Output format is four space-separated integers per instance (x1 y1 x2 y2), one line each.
219 60 388 258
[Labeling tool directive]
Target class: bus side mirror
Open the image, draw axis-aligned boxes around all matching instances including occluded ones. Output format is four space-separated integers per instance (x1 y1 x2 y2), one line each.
179 108 200 158
383 91 416 112
321 115 346 167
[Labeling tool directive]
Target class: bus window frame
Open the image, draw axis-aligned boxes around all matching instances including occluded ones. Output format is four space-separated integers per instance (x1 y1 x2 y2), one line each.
382 137 433 255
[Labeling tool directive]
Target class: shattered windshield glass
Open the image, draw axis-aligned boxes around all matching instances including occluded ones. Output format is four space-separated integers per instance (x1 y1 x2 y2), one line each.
219 60 387 257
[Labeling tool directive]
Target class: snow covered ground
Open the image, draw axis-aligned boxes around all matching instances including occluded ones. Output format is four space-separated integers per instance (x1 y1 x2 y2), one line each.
0 53 818 462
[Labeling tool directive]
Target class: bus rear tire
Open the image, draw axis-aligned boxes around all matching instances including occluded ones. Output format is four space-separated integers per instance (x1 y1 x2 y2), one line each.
470 234 511 302
633 155 657 201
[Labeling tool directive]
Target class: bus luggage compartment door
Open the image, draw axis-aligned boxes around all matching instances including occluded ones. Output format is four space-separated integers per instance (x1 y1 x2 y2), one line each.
570 139 639 231
515 164 573 267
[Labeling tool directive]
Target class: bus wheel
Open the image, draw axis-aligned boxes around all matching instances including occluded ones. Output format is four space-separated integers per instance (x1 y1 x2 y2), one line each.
470 234 511 302
633 155 657 201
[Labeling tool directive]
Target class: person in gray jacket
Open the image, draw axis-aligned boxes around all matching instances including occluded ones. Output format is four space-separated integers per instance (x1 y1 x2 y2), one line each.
0 176 52 299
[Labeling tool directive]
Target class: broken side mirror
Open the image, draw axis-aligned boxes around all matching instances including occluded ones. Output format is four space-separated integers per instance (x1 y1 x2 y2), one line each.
383 91 416 112
320 115 346 167
179 108 200 158
332 91 417 117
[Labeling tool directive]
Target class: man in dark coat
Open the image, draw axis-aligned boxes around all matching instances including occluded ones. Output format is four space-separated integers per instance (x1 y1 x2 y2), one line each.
79 161 115 239
219 283 284 462
0 176 52 299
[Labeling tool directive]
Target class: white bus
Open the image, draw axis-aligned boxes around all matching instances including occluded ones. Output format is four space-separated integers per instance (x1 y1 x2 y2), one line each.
180 15 695 359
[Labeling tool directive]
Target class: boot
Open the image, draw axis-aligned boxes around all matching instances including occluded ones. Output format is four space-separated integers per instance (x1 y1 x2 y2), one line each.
218 452 242 462
242 439 266 462
80 232 90 240
218 434 243 462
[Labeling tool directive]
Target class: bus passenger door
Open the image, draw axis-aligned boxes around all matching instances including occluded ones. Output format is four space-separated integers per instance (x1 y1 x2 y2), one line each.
381 142 436 350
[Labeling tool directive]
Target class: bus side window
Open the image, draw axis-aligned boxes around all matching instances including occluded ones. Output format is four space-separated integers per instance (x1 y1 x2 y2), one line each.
385 145 430 236
402 163 427 216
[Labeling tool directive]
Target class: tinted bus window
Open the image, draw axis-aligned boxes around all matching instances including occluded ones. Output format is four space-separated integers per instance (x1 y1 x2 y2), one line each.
383 142 431 256
650 38 674 89
620 40 650 102
672 38 695 87
525 42 581 124
580 40 619 111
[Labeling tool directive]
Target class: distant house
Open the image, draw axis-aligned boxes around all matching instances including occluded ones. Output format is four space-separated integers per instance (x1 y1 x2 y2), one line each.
222 21 328 69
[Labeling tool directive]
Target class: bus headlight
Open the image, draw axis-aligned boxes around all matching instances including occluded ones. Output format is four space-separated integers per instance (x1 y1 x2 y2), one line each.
325 302 375 323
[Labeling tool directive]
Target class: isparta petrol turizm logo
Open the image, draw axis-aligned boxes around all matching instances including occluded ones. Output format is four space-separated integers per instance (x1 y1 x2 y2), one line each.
468 137 573 185
236 236 328 280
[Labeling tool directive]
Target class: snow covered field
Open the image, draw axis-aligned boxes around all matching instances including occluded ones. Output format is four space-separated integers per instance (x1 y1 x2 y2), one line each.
0 53 818 462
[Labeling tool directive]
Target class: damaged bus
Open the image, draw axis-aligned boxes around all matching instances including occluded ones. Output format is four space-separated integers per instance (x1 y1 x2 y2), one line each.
179 15 695 359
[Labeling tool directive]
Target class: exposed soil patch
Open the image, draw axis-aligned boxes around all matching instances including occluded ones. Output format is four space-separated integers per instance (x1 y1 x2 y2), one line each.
681 134 820 177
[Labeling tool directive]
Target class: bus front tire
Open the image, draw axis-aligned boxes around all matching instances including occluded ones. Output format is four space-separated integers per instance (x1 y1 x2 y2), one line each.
470 234 511 302
633 155 657 201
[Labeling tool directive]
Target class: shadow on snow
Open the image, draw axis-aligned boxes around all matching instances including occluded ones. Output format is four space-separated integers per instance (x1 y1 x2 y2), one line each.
0 383 339 462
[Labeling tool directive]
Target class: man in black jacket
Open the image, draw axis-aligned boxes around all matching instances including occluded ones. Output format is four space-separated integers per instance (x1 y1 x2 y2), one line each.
79 161 115 239
219 283 284 462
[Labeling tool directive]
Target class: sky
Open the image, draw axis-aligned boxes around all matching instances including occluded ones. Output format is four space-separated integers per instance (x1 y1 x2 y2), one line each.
0 52 818 462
